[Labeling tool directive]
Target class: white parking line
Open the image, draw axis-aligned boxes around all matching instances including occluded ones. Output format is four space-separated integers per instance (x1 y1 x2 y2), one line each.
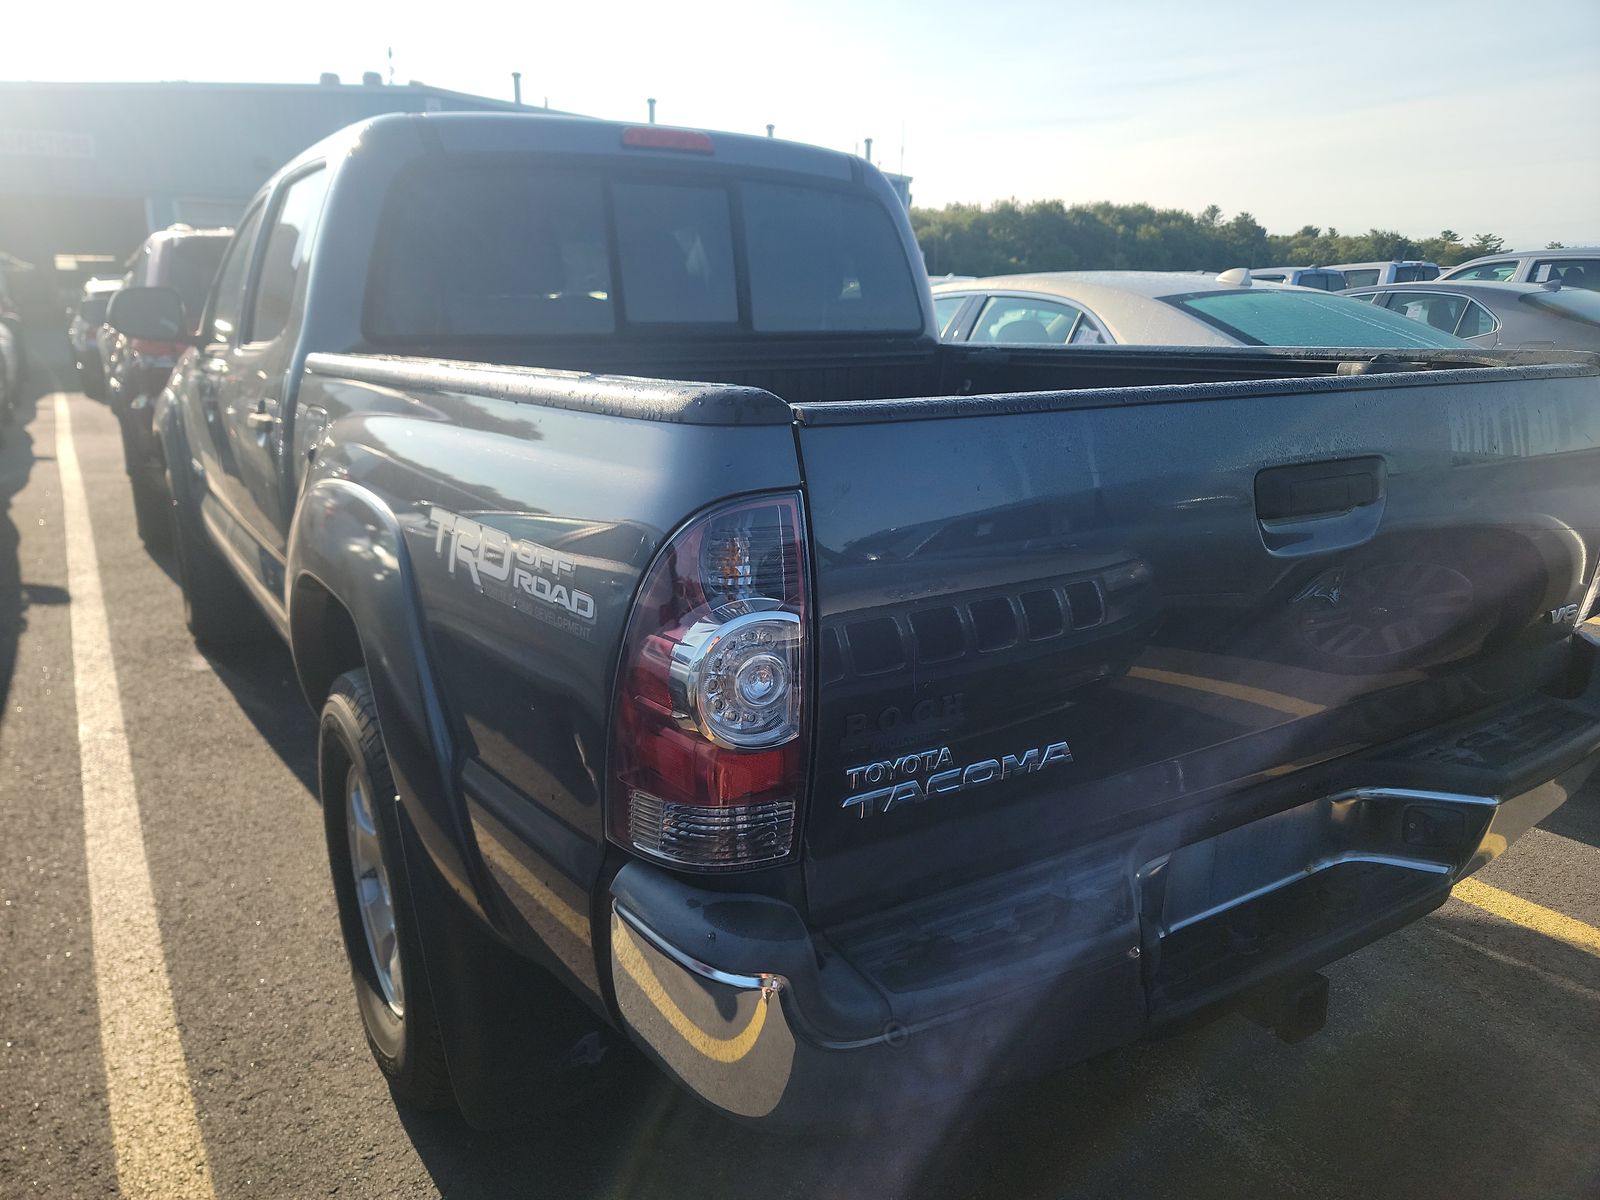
54 392 216 1199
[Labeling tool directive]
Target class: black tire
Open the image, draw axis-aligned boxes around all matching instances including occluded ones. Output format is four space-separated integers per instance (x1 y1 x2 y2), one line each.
166 466 266 648
131 470 172 550
321 669 455 1112
78 357 105 401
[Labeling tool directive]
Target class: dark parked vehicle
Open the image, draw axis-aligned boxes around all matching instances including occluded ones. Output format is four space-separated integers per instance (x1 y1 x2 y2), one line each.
1344 280 1600 351
1247 266 1346 290
0 313 17 433
0 262 25 427
68 276 123 399
111 112 1600 1130
104 225 230 542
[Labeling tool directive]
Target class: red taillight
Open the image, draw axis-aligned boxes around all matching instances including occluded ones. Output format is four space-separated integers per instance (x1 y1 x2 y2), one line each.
621 126 715 154
128 337 184 360
608 493 808 870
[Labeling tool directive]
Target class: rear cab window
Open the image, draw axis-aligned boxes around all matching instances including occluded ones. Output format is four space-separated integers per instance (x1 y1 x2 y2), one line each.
1165 290 1465 348
364 158 924 342
1342 268 1381 287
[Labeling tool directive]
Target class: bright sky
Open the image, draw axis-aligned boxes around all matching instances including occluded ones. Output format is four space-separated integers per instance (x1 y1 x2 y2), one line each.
5 0 1597 249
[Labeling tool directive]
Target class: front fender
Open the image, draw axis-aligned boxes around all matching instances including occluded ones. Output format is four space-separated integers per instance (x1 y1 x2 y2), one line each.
287 477 498 925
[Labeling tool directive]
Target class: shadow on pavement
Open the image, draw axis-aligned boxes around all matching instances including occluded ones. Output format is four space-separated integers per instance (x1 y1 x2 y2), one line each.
0 343 60 733
1539 782 1600 850
199 632 320 795
384 900 1600 1200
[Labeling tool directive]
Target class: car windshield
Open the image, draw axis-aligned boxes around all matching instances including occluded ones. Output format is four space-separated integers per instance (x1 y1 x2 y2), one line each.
1520 287 1600 327
1166 289 1466 347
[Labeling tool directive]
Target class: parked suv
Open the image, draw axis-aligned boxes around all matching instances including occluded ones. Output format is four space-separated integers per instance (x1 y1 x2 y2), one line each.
104 225 231 542
69 277 124 399
1329 260 1439 288
1247 266 1346 290
1441 247 1599 291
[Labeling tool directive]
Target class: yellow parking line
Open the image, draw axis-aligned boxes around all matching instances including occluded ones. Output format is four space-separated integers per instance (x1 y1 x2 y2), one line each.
1126 665 1326 717
56 393 216 1199
1452 877 1600 958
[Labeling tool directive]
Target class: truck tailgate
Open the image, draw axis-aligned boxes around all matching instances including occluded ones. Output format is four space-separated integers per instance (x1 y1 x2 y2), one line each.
793 366 1600 925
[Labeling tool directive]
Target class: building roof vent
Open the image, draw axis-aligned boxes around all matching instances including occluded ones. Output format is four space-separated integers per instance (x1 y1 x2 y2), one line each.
361 71 383 87
319 72 341 86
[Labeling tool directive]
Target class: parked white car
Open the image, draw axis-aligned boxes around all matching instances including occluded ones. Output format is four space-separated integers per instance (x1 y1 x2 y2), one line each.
931 270 1467 349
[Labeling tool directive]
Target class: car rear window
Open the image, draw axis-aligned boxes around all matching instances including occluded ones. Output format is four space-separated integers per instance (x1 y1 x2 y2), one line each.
165 238 230 317
1166 290 1466 348
742 182 922 332
1520 288 1600 327
1393 264 1439 283
365 158 923 341
1298 271 1344 291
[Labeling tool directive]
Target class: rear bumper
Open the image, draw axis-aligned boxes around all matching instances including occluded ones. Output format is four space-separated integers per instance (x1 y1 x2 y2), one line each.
608 630 1600 1126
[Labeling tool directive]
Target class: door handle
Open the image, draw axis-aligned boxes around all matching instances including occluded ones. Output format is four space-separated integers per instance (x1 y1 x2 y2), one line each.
1255 457 1386 556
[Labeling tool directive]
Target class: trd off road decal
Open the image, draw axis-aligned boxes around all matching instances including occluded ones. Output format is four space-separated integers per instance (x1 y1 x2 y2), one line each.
428 507 597 638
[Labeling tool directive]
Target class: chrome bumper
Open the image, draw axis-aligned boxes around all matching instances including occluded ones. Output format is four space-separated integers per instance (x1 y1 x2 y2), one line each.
609 638 1600 1125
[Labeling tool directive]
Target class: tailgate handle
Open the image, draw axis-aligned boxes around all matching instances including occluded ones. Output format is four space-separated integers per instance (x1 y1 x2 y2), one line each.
1256 457 1384 521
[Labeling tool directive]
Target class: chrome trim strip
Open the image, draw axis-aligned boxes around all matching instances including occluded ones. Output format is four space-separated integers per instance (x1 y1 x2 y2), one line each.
1327 786 1500 808
613 902 784 994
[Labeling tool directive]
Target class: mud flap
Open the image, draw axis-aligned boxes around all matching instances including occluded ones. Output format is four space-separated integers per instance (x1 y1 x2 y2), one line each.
395 805 623 1129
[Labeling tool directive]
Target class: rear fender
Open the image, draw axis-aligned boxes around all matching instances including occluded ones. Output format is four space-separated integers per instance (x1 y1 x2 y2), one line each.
287 476 497 926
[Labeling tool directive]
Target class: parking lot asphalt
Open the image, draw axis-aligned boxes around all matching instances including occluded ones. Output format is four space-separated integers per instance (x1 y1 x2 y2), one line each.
2 371 1597 1200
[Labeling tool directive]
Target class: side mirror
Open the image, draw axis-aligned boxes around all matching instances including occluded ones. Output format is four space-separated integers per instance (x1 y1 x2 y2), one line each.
107 286 188 341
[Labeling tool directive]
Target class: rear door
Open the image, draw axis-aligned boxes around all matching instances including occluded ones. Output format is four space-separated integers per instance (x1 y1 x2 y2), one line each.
794 369 1600 924
214 163 330 567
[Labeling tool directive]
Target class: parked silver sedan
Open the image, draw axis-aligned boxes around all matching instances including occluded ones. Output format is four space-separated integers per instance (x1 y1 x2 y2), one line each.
1341 280 1600 351
932 271 1468 349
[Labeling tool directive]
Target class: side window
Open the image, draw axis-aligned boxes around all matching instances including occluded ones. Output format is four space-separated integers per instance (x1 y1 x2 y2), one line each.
1342 269 1380 287
933 295 968 337
209 205 265 343
1382 292 1466 335
971 296 1088 345
1531 259 1598 290
1451 261 1516 282
1455 300 1499 339
247 167 330 344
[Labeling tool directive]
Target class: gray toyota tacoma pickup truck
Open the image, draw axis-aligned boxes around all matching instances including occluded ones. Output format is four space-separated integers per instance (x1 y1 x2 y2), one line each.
108 112 1600 1128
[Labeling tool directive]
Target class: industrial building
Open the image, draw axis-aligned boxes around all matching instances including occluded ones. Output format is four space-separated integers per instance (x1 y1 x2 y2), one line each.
0 78 534 320
0 78 912 325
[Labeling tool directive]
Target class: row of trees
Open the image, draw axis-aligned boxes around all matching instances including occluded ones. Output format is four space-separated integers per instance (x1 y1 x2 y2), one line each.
910 199 1546 278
